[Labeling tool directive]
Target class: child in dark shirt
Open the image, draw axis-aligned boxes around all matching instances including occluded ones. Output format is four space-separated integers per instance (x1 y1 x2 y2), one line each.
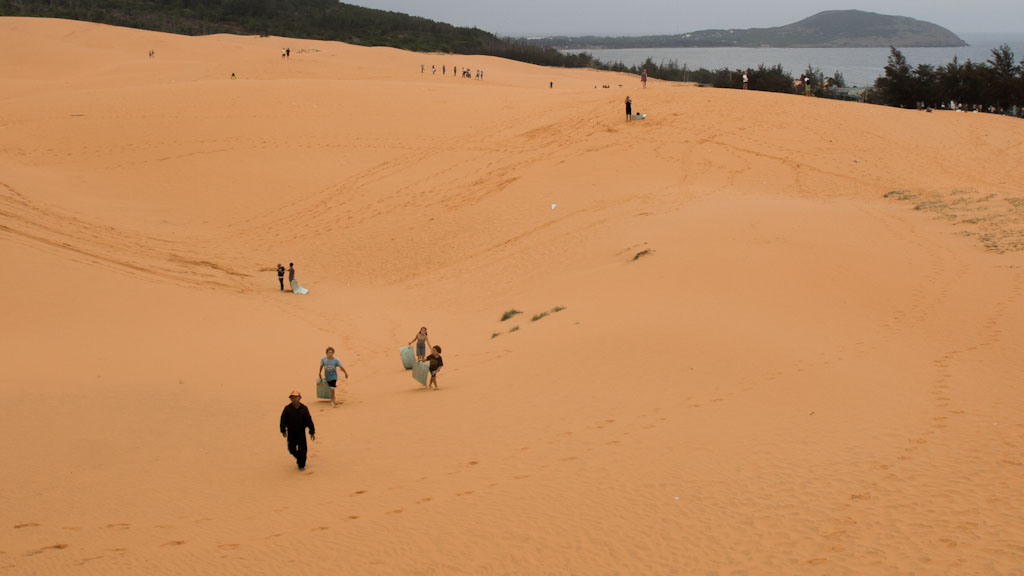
424 345 443 389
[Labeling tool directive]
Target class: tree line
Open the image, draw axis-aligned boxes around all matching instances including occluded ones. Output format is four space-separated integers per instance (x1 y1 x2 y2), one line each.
0 0 578 64
3 0 1020 114
871 45 1023 114
602 58 851 98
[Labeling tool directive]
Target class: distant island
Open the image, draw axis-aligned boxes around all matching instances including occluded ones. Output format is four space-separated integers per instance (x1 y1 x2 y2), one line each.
528 10 967 49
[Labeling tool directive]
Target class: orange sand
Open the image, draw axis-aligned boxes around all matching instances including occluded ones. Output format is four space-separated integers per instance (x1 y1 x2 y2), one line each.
2 17 1023 575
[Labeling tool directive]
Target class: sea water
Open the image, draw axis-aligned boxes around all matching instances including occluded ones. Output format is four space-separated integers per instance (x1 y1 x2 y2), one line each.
569 34 1024 87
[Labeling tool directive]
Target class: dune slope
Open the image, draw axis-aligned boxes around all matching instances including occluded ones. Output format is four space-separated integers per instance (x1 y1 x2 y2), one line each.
1 17 1023 575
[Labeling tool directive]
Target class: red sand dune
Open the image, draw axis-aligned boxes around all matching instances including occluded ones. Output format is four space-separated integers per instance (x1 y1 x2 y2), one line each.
2 17 1023 575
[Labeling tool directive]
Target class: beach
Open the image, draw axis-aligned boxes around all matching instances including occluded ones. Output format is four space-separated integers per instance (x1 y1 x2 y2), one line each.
1 17 1023 574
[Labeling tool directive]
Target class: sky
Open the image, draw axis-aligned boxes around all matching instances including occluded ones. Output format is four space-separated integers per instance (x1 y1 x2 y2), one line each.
346 1 1024 37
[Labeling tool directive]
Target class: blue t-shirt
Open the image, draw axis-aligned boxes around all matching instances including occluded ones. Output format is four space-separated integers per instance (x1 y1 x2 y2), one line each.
321 357 342 381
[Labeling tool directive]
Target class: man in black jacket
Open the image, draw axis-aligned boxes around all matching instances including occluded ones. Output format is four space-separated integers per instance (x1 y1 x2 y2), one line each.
280 390 315 470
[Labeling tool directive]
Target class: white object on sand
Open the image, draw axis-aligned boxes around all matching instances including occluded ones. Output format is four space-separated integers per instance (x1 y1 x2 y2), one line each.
551 203 557 210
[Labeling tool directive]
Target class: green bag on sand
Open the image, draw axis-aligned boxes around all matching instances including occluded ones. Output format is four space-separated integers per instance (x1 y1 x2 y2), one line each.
316 377 331 399
400 346 415 370
412 362 430 386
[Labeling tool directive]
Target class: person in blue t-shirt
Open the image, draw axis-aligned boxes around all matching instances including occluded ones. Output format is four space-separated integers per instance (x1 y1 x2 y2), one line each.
318 347 348 407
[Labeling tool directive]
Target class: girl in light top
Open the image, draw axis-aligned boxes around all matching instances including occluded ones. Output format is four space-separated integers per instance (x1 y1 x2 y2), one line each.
408 327 431 362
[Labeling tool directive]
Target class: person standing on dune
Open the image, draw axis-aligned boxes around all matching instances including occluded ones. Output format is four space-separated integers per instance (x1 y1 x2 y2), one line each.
641 68 648 88
408 327 431 362
280 391 315 470
318 347 349 407
288 263 295 288
626 96 632 121
277 264 286 291
424 346 443 390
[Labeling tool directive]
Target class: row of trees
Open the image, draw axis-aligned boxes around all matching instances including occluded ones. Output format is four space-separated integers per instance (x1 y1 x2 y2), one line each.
873 45 1023 111
602 58 849 98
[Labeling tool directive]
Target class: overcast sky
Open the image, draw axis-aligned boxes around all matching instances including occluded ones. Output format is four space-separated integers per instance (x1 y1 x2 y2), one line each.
347 1 1024 37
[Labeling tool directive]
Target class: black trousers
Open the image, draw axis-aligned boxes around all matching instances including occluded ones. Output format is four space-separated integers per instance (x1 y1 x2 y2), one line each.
278 276 285 290
287 435 307 468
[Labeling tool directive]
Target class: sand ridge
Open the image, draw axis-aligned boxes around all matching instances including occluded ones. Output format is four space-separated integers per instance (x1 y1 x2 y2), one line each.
2 17 1024 575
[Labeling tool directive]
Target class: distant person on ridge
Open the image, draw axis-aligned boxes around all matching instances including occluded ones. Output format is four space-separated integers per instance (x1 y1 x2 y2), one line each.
625 96 632 121
743 72 749 90
280 390 315 470
641 68 648 88
804 76 811 96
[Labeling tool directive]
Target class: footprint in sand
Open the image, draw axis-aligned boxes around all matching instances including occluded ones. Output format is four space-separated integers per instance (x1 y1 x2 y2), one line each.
416 497 433 504
25 544 68 556
456 490 474 496
350 490 367 496
218 543 240 550
161 540 185 547
311 526 329 531
13 523 40 529
347 515 360 520
106 523 131 530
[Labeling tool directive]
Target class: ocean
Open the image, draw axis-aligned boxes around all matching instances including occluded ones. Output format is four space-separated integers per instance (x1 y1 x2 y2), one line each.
567 34 1024 87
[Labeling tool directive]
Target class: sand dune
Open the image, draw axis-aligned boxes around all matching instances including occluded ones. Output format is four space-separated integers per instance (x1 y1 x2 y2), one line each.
2 17 1023 575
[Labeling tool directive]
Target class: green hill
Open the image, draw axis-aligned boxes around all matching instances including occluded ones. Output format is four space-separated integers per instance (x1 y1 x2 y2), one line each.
0 0 594 67
532 10 967 49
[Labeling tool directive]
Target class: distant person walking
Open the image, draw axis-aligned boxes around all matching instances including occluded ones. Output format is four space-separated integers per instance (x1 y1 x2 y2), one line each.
625 96 632 121
742 72 749 90
282 48 287 59
804 76 811 96
641 69 648 88
318 347 348 407
280 390 315 470
409 327 432 362
277 264 286 291
424 346 443 390
286 48 290 58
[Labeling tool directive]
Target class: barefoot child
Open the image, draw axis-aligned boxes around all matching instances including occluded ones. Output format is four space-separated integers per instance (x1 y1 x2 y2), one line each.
408 327 431 362
318 347 348 407
424 346 443 390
